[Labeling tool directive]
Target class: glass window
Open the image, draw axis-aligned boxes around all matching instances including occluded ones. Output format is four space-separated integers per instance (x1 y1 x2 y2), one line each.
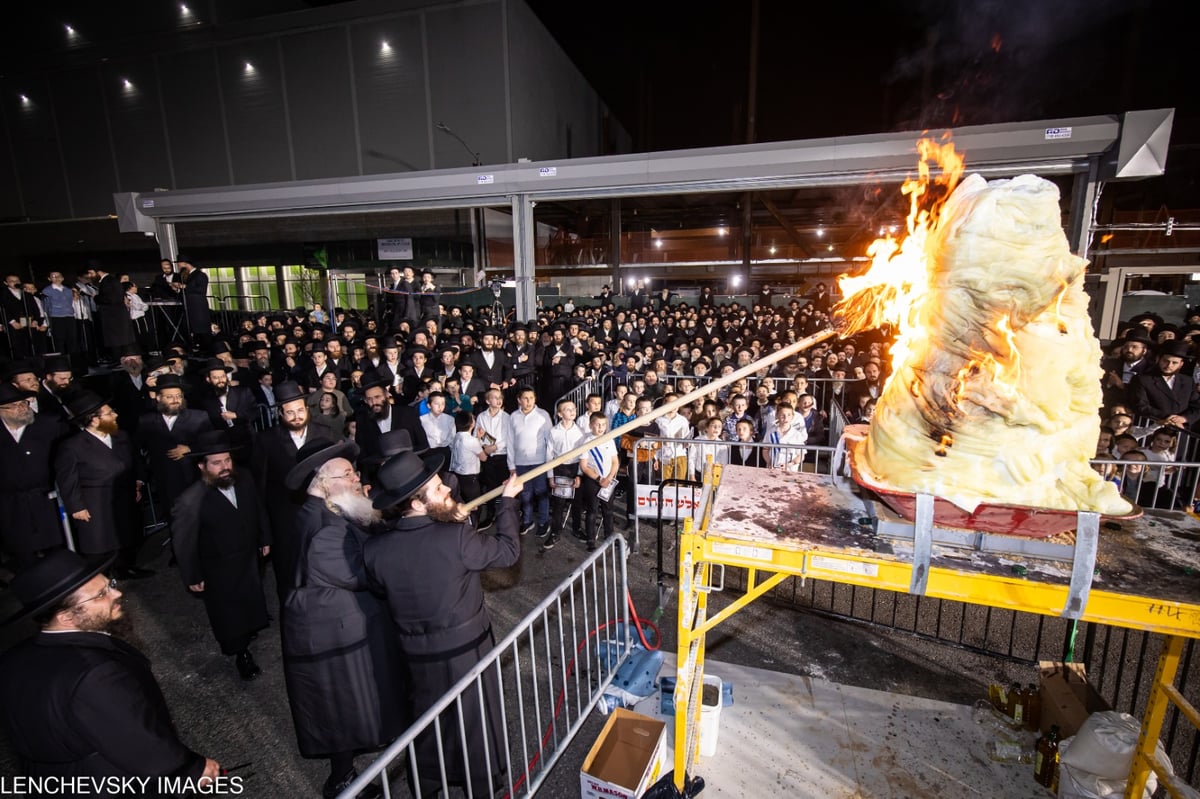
331 274 368 311
282 265 326 310
207 267 238 308
240 266 279 312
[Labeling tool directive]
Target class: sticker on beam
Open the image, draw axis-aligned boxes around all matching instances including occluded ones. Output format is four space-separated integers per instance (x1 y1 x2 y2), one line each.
810 555 879 578
711 542 772 561
539 167 557 177
1045 127 1073 140
477 174 494 185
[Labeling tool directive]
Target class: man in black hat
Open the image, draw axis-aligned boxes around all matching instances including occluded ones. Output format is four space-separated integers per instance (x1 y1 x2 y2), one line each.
355 372 429 467
282 439 403 798
364 454 521 796
109 344 149 433
178 257 213 354
200 357 258 448
92 264 137 361
467 329 512 393
0 384 67 569
401 345 434 403
0 550 221 784
1130 341 1200 429
172 430 271 681
539 326 575 410
504 322 536 390
252 381 332 602
3 358 42 414
135 374 214 517
1102 331 1154 407
37 353 74 421
55 391 151 578
2 273 43 359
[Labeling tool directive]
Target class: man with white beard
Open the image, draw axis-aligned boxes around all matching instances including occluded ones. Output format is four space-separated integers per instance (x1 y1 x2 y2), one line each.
282 439 402 799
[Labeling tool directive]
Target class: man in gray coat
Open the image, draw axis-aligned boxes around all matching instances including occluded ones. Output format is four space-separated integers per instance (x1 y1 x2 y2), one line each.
364 452 520 797
282 439 403 799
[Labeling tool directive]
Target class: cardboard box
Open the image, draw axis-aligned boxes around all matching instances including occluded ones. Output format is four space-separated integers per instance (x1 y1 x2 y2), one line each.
580 708 667 799
1038 661 1111 738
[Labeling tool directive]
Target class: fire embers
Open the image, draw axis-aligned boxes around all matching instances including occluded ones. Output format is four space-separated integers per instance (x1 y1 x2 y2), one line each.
837 150 1130 516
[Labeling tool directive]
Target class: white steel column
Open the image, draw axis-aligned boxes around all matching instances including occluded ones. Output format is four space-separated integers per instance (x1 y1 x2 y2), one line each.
156 221 178 262
511 193 537 321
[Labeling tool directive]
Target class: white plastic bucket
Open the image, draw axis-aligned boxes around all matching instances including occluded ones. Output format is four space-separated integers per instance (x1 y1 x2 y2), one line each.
698 674 722 757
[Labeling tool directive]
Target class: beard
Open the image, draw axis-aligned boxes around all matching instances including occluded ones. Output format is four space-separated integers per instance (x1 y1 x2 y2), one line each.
426 493 466 524
202 467 236 489
369 403 390 421
328 490 381 527
96 417 119 436
157 398 185 416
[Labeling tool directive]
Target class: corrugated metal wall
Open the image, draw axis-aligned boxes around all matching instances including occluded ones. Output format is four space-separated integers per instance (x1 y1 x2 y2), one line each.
0 0 624 223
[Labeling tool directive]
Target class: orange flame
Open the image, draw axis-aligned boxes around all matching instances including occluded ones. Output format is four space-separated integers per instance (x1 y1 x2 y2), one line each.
835 134 965 370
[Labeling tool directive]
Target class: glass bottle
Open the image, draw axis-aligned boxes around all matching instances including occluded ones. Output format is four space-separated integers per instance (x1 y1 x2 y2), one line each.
1034 725 1060 787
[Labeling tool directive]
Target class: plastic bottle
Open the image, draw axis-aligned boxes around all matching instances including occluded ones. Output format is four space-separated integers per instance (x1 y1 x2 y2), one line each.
1034 725 1060 787
1023 683 1041 731
1009 684 1026 726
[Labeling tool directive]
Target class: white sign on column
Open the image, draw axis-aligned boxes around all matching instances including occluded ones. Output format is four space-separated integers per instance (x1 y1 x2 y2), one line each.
377 238 414 260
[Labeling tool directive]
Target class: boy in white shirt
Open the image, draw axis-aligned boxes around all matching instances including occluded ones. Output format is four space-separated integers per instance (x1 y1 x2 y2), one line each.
689 416 729 479
420 390 456 465
655 393 691 480
577 393 605 435
579 413 619 551
450 410 488 527
766 404 807 472
546 399 587 548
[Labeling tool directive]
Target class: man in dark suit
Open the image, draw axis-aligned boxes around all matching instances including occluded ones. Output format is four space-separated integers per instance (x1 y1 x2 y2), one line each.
1130 341 1200 429
467 329 513 391
1102 331 1155 407
355 373 429 481
37 353 74 422
199 358 258 454
54 392 151 578
178 257 212 354
2 273 43 359
135 374 213 518
251 381 331 602
94 265 136 361
149 258 182 300
0 384 67 569
172 431 271 681
109 345 149 433
0 550 219 783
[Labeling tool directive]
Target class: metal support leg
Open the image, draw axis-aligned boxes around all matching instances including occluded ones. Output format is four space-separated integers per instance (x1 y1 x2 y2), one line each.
909 492 934 595
1062 511 1100 619
1125 635 1185 799
511 193 538 321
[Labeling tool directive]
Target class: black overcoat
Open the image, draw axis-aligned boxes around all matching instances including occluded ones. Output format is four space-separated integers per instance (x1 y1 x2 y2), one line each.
251 424 331 601
0 631 206 784
171 478 270 654
0 416 68 554
134 409 214 510
95 273 135 350
282 498 404 757
54 429 141 554
363 497 520 792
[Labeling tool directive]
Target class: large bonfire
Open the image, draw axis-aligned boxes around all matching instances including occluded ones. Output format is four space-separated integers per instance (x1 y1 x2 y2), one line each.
836 138 1130 515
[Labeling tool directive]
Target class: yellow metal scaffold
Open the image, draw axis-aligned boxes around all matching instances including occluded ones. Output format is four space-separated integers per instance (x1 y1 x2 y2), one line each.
672 464 1200 797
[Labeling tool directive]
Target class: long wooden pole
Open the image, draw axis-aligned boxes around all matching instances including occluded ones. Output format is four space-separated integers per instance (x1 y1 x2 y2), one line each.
464 326 839 512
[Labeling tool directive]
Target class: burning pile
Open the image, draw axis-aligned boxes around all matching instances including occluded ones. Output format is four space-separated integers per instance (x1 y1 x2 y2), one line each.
837 140 1130 515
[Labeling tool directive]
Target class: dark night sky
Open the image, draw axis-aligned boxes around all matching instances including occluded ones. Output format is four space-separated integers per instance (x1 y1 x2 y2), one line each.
527 0 1195 205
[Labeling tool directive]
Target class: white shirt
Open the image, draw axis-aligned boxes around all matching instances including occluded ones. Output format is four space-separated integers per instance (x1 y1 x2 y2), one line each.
162 414 177 432
690 434 730 476
218 485 238 507
4 423 27 443
510 407 553 467
476 408 515 470
421 412 455 449
450 431 484 475
548 422 587 466
376 413 393 435
582 436 618 480
289 428 308 450
766 425 808 471
656 414 691 460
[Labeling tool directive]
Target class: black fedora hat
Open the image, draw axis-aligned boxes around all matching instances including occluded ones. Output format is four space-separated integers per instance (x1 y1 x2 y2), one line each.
0 359 36 381
187 429 241 459
42 354 73 375
202 357 234 374
371 450 446 510
0 382 32 406
275 380 306 405
360 370 390 392
2 549 115 627
286 438 361 491
1159 341 1191 360
361 429 422 469
63 390 108 422
152 374 184 392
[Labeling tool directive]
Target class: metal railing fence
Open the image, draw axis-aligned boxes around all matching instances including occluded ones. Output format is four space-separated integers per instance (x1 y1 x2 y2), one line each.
341 535 633 799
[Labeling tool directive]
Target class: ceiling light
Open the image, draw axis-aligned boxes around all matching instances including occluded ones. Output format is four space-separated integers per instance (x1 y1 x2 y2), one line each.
19 94 30 105
380 41 392 54
718 226 727 237
180 3 192 14
827 244 834 252
244 62 255 74
122 79 133 90
769 245 777 255
655 239 663 248
65 24 76 35
731 275 743 288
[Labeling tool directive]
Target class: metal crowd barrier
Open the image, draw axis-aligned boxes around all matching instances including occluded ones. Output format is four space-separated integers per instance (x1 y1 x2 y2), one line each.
341 535 632 799
556 378 596 414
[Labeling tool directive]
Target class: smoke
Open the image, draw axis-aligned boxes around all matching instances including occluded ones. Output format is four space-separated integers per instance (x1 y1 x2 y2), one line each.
887 0 1140 130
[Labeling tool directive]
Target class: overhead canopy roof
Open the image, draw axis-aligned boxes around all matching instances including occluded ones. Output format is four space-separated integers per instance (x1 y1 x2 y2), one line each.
120 110 1173 226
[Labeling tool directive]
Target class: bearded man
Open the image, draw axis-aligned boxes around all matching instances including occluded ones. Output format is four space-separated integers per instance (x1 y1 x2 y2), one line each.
252 381 331 601
172 431 271 681
353 372 428 482
281 439 403 799
54 391 150 578
135 374 214 515
0 550 221 783
364 453 520 796
199 358 257 454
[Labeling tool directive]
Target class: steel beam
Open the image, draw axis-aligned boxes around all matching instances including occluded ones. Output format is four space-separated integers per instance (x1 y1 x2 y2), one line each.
511 193 537 321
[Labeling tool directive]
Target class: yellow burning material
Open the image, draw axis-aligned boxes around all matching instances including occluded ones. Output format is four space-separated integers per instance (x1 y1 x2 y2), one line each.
836 142 1129 515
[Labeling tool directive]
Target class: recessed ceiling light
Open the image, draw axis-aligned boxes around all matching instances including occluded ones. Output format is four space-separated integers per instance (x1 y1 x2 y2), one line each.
244 62 255 74
65 24 76 35
380 41 392 54
19 94 31 105
122 79 133 90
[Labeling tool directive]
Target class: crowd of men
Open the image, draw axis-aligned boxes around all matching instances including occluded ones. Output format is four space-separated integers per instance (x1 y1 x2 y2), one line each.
2 261 1196 794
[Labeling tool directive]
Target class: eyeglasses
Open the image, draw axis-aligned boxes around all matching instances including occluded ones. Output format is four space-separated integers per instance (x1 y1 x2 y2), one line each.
326 469 359 481
70 578 117 608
